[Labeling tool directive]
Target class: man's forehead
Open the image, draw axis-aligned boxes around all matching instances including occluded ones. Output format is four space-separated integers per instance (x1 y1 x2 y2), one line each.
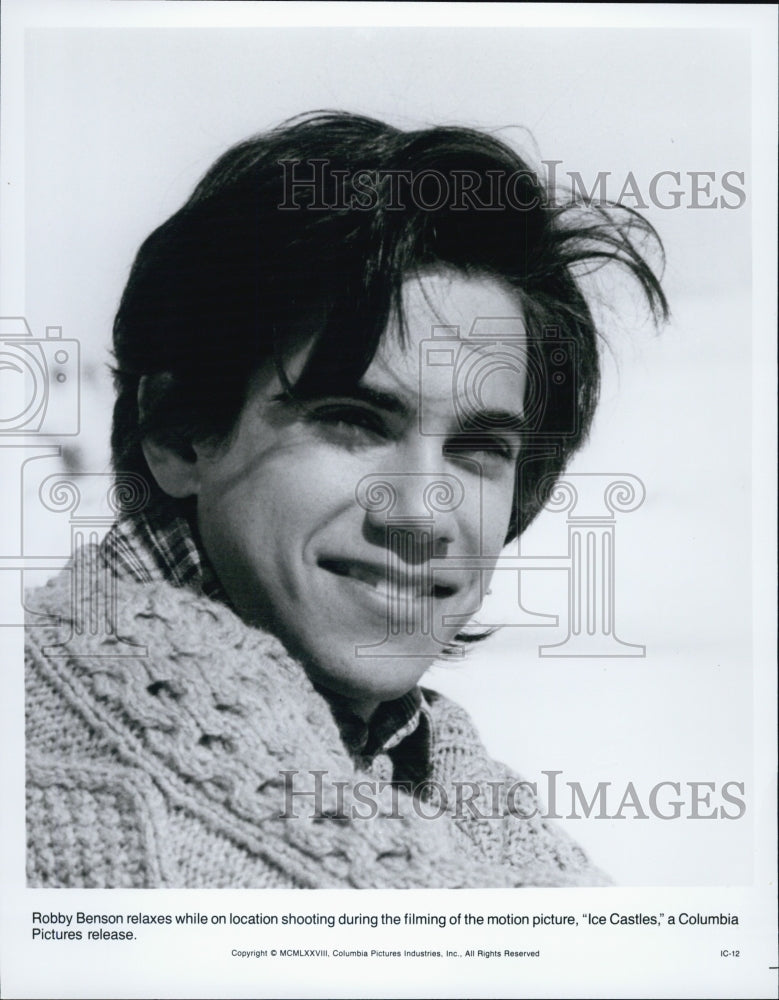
399 270 527 335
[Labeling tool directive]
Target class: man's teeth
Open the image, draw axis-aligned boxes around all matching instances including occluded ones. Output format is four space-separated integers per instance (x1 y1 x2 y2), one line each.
374 578 427 599
344 564 432 598
346 564 382 587
322 559 452 598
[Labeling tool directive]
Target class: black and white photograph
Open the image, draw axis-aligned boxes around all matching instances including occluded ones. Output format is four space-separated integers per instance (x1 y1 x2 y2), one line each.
0 2 776 998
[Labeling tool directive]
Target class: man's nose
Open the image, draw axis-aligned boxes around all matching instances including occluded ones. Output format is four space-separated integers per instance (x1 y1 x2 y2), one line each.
356 471 464 554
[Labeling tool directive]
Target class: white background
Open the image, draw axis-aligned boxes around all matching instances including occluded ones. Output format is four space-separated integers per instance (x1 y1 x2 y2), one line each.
1 3 776 999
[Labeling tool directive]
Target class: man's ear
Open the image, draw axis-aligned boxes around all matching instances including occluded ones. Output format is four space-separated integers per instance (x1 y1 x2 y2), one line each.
138 374 200 499
141 436 201 499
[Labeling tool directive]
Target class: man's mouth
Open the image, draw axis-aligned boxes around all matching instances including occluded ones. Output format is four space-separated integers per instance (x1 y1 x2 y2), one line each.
318 558 458 600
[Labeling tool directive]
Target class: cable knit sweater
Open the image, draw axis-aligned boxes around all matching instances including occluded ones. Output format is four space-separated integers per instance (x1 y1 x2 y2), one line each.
25 548 608 889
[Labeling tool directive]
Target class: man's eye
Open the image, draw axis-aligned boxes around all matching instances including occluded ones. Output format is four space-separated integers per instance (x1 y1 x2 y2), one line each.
444 435 517 464
305 404 388 443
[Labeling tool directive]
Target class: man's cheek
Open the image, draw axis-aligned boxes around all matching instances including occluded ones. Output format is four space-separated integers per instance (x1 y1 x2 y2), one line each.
468 490 510 550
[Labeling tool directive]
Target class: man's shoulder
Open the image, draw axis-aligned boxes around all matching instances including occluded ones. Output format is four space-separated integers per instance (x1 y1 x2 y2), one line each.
25 545 256 653
23 548 310 763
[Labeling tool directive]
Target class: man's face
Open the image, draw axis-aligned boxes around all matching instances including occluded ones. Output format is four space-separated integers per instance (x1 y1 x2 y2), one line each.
192 269 527 717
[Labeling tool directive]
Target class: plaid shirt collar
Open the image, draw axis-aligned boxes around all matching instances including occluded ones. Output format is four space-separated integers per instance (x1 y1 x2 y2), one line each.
325 686 431 787
101 504 224 598
101 509 432 776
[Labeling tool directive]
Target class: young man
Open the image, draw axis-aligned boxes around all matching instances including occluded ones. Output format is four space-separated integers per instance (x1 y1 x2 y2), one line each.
25 112 666 888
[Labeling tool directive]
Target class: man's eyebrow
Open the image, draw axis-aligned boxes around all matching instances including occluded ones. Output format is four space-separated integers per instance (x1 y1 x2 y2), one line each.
271 383 411 416
271 388 524 429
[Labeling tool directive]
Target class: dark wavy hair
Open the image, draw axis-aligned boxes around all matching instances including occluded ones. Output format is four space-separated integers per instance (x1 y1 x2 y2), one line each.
111 110 667 542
